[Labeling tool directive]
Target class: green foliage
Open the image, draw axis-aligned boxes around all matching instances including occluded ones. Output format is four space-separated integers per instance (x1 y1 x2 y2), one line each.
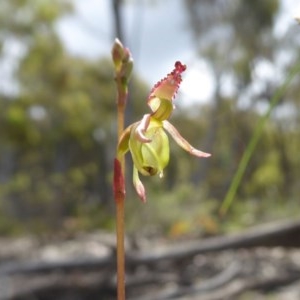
0 0 299 236
0 0 150 235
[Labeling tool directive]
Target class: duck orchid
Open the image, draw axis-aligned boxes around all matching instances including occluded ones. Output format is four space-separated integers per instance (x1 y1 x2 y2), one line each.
116 61 211 202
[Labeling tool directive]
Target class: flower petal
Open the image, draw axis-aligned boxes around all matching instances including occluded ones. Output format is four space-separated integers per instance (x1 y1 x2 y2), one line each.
150 97 174 121
163 120 211 158
117 123 135 159
133 166 147 203
129 118 170 177
148 61 186 105
134 114 152 143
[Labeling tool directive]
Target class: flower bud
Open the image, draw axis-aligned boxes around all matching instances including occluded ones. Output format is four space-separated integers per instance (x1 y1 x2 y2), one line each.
120 56 133 81
111 39 133 80
111 38 124 72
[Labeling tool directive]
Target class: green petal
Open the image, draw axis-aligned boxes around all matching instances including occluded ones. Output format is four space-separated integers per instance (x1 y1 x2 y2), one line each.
117 124 136 159
141 126 169 176
129 119 170 176
129 123 147 175
149 97 174 121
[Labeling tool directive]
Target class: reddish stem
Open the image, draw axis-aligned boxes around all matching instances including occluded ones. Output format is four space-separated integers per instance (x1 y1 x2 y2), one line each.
115 83 127 300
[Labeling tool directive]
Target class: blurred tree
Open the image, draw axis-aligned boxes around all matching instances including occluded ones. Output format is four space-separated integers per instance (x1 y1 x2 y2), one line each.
124 0 300 235
184 0 280 184
177 0 300 223
0 0 149 234
0 0 299 237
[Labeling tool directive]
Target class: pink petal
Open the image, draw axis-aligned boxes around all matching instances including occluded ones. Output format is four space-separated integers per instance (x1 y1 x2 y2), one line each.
133 167 147 203
148 61 187 104
134 114 152 143
163 121 211 158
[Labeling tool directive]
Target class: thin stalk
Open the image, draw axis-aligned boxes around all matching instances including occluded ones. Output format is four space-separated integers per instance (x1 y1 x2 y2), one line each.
112 38 132 300
220 63 300 215
116 101 126 300
116 194 125 299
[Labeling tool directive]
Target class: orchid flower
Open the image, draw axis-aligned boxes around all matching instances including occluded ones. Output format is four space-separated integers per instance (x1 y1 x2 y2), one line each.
116 61 211 202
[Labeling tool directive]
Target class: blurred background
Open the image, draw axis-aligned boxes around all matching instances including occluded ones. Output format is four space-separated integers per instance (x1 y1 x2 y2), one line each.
0 0 300 239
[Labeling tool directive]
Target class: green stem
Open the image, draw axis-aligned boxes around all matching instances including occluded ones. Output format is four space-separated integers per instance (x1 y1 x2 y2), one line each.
220 63 300 215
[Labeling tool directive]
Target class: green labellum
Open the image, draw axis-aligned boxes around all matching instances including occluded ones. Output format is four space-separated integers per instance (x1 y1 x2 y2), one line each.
129 120 170 177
